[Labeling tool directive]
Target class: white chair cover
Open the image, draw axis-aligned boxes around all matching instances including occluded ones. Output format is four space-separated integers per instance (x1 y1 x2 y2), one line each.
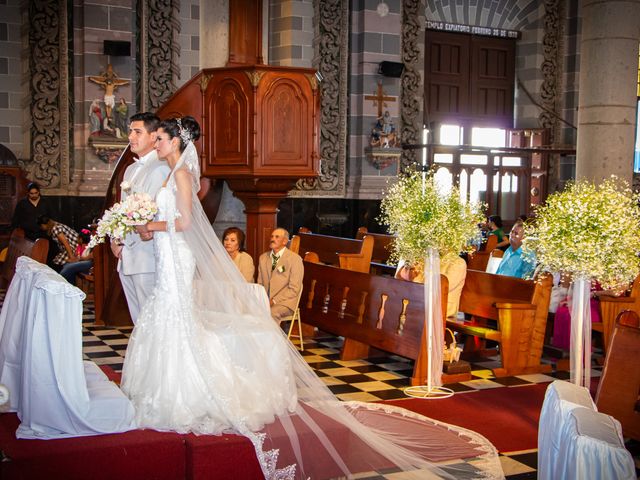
0 256 136 438
538 380 596 479
556 407 635 480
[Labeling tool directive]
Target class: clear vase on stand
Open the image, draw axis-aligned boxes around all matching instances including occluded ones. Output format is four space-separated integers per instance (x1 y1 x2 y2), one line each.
405 247 454 399
570 277 592 387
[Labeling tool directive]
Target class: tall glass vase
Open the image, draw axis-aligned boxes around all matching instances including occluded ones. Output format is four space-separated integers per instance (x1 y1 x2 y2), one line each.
404 247 453 399
570 277 592 387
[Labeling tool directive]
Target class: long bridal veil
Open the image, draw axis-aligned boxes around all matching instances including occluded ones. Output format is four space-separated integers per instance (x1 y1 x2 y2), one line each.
164 141 503 479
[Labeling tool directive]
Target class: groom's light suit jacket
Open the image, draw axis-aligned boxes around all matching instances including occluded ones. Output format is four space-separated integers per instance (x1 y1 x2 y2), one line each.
257 248 304 313
118 150 169 276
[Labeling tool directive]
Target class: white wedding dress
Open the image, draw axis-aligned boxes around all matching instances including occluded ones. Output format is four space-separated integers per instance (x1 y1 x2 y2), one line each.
121 186 297 434
120 143 504 479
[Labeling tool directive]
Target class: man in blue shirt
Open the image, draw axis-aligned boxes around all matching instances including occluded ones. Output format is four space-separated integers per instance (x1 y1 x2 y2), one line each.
495 221 536 279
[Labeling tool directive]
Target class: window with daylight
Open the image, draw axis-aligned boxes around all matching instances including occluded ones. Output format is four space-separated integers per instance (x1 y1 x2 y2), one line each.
425 124 529 220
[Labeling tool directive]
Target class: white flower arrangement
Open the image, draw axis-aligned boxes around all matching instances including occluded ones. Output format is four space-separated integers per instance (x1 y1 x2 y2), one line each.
379 170 485 267
88 192 158 249
276 264 286 274
522 177 640 291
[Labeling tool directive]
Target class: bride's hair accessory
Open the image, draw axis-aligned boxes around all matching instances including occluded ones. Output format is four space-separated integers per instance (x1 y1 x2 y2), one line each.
176 118 192 145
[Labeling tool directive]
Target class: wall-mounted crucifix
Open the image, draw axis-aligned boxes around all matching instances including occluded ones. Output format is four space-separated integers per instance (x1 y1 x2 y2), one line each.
365 81 396 118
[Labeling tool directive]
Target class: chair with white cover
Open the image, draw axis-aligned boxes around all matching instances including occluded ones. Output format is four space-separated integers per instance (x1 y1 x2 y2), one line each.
0 256 136 439
538 380 596 480
284 288 304 351
556 407 635 480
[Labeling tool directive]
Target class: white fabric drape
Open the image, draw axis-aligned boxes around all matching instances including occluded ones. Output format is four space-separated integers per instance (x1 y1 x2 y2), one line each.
556 407 635 480
424 248 444 388
0 256 136 439
538 380 597 479
570 278 592 386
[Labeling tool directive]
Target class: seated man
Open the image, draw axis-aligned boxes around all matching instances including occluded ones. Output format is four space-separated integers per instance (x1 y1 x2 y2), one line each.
257 228 304 323
495 221 536 279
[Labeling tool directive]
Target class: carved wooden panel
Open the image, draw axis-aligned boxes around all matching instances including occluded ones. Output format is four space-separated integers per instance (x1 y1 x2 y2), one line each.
206 75 250 168
201 66 318 179
261 78 308 167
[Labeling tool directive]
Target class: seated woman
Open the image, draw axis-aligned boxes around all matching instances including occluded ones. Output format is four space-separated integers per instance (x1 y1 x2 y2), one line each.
59 229 94 285
486 215 509 251
395 254 467 319
222 227 254 282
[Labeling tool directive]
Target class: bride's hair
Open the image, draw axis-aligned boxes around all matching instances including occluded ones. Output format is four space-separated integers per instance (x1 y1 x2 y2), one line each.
159 116 201 152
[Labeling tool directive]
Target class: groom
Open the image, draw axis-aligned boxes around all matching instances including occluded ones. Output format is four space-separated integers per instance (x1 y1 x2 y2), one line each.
111 112 170 323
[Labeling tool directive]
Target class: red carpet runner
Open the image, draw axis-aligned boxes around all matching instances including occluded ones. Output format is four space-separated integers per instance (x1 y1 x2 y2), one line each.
0 381 548 479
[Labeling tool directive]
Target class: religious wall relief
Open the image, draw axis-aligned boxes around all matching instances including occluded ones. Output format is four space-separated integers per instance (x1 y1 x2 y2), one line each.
292 0 348 197
88 64 131 164
365 83 402 170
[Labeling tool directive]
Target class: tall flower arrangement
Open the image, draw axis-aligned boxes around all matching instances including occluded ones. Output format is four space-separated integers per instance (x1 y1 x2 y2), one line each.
522 177 640 291
522 176 640 387
379 171 485 266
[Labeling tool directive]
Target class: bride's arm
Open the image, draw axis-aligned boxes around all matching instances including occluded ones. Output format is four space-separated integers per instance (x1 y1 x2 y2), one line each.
138 170 193 234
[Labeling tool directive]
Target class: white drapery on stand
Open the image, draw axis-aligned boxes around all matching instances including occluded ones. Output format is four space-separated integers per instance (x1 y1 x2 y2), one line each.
570 278 592 387
405 248 453 399
0 256 136 439
538 380 635 480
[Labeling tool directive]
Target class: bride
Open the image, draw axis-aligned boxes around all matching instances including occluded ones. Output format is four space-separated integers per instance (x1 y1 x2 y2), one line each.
121 116 503 479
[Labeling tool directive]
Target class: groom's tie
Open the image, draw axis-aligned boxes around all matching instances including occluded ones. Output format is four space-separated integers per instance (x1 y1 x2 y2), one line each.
271 253 278 271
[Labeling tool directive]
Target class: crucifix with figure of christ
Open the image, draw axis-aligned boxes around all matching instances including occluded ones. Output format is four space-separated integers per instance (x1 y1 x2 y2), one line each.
365 81 396 118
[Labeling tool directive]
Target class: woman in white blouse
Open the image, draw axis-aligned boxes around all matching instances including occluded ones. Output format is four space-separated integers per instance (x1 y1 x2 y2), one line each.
222 227 254 282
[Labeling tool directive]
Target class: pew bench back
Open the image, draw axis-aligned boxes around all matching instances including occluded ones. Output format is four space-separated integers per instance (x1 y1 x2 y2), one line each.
301 260 448 385
0 228 49 288
290 232 374 273
447 269 552 376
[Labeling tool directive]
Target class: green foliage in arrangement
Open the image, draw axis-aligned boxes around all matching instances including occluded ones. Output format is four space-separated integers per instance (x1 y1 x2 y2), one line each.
379 170 485 267
522 177 640 291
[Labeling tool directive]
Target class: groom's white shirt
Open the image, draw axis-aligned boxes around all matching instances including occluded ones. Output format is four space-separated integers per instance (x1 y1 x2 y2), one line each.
118 149 169 276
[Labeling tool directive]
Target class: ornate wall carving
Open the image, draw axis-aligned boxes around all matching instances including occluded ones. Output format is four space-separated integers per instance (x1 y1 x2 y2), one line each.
292 0 348 197
22 0 72 190
400 0 425 171
540 0 562 145
540 0 563 193
137 0 181 111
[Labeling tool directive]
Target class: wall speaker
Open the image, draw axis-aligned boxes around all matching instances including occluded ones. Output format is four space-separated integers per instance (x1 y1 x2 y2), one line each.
378 61 404 78
104 40 131 57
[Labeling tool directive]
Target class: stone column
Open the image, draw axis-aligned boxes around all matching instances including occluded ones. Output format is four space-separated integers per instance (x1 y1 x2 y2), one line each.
575 0 640 184
200 0 229 68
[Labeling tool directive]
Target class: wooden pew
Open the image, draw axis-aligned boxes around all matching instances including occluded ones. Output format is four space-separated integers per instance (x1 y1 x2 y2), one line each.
300 260 450 386
355 227 396 276
446 269 553 377
596 275 640 353
289 231 374 273
595 310 640 441
0 228 49 288
467 235 498 271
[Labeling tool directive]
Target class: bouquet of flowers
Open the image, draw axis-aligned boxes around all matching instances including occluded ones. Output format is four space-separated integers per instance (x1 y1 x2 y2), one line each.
522 176 640 291
379 170 485 267
88 192 158 249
